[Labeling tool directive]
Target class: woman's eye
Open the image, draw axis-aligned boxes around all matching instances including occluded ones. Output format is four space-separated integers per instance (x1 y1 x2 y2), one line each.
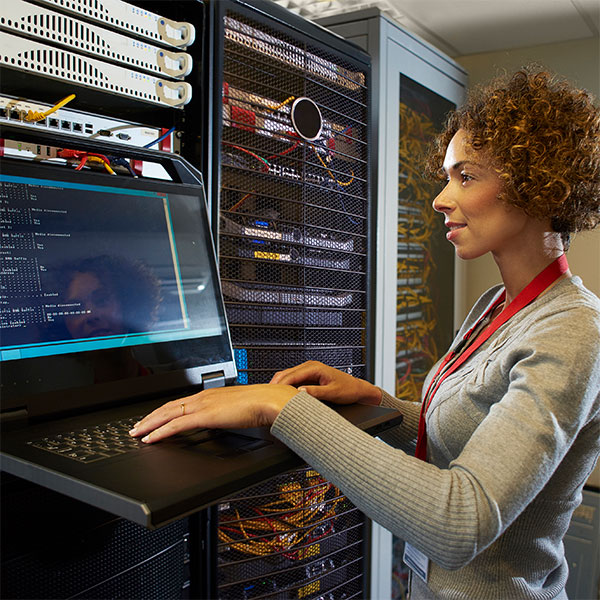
460 172 473 183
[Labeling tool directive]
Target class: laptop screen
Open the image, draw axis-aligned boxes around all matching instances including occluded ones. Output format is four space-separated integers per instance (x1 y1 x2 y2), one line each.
0 158 236 415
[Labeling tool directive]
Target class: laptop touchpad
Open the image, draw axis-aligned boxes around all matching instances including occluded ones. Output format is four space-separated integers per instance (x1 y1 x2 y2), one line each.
174 429 272 458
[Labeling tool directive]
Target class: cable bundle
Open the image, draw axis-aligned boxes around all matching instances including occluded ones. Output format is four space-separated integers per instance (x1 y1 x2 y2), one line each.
396 102 446 400
218 475 344 560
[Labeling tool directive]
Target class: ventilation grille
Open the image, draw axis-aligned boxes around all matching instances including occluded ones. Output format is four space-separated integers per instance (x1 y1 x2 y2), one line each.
1 478 189 599
216 466 365 599
32 0 195 49
1 0 192 78
219 11 369 384
0 31 192 107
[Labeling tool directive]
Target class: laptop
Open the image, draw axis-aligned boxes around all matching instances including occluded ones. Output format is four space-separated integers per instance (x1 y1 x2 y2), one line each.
0 145 402 530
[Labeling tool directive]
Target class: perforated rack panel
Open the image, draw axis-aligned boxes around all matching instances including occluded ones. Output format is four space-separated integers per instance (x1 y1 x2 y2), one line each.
31 0 195 49
0 31 192 108
216 466 365 600
210 3 372 386
1 474 190 599
1 0 192 79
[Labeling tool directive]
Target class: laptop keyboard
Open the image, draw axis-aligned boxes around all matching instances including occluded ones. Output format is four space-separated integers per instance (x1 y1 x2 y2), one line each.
27 416 143 463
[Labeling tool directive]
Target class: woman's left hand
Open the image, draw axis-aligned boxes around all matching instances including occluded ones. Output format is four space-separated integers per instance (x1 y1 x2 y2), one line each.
129 384 298 444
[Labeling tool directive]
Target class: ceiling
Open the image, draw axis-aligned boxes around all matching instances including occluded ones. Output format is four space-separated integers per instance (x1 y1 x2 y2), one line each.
271 0 600 57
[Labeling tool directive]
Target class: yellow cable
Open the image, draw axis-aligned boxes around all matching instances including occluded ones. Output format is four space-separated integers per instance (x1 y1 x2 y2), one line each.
24 94 76 123
264 95 295 111
311 145 354 186
85 155 116 175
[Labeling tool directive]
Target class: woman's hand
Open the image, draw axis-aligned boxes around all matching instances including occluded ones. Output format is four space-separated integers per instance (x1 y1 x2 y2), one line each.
270 361 382 406
129 384 298 444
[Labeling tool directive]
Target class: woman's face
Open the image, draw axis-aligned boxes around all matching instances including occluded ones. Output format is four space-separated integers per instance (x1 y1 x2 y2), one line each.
65 271 126 339
432 129 531 261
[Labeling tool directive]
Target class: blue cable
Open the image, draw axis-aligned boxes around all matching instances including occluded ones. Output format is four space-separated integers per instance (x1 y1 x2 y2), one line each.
143 126 176 149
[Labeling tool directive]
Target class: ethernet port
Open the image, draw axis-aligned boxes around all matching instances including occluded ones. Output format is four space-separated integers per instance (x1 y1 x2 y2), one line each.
49 118 59 128
72 123 83 133
0 107 7 119
9 109 21 120
61 120 71 131
36 118 47 127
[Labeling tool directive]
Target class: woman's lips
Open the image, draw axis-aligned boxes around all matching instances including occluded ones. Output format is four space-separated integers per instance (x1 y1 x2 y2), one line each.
445 222 466 242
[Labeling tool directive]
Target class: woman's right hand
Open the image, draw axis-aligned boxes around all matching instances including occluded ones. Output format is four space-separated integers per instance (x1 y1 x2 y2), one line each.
269 361 382 406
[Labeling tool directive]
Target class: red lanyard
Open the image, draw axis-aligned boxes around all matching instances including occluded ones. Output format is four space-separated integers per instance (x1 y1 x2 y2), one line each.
415 254 569 461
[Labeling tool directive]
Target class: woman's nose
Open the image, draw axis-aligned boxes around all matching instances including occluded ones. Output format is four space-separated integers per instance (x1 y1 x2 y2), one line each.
432 184 452 214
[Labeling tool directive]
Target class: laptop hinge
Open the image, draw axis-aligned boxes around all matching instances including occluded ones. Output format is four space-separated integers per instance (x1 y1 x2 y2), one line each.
202 371 226 389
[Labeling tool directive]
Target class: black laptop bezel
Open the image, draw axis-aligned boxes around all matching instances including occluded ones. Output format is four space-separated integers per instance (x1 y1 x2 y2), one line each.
0 155 237 421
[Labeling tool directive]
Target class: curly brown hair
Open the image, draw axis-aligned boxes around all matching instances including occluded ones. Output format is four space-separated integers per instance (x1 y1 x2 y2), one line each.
426 66 600 249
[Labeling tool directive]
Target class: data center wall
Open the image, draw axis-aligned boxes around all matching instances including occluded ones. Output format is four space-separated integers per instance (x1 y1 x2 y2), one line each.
194 0 374 387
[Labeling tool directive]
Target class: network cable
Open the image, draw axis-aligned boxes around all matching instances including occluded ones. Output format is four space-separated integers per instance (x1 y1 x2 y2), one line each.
24 93 76 123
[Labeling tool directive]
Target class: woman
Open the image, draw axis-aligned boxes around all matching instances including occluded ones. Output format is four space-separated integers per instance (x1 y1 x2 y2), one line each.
58 254 162 339
130 67 600 599
56 254 161 382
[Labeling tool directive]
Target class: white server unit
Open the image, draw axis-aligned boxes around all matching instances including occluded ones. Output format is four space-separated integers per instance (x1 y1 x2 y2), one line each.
0 31 192 108
0 0 195 110
29 0 195 48
2 0 193 79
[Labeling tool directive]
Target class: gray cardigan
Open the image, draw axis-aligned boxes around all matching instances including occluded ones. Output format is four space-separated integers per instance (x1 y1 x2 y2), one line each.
271 276 600 599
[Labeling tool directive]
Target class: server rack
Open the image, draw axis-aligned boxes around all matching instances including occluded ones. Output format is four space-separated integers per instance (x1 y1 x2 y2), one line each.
0 1 197 598
194 0 374 388
185 2 376 598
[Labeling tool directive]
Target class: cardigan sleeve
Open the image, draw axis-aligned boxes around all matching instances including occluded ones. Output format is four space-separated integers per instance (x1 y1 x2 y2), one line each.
376 389 420 453
270 288 600 571
271 390 492 569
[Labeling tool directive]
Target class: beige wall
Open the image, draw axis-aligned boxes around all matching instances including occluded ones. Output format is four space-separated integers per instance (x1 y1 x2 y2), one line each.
454 37 600 320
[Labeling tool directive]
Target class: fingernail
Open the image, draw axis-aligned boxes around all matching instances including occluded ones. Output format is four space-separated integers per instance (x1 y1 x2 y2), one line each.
141 435 150 443
298 387 306 393
129 428 137 436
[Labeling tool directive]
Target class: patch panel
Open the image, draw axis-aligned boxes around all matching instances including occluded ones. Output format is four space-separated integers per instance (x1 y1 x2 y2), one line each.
221 281 354 307
220 214 355 251
224 16 364 91
0 95 176 150
1 138 60 161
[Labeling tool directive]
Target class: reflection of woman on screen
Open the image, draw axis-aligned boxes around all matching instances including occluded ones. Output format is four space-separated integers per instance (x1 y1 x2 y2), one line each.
58 255 161 340
53 255 162 383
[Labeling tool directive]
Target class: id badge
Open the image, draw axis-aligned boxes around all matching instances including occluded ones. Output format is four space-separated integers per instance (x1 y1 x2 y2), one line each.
403 542 429 583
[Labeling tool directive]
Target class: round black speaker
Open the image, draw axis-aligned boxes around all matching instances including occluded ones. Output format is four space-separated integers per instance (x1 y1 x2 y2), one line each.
290 97 323 141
